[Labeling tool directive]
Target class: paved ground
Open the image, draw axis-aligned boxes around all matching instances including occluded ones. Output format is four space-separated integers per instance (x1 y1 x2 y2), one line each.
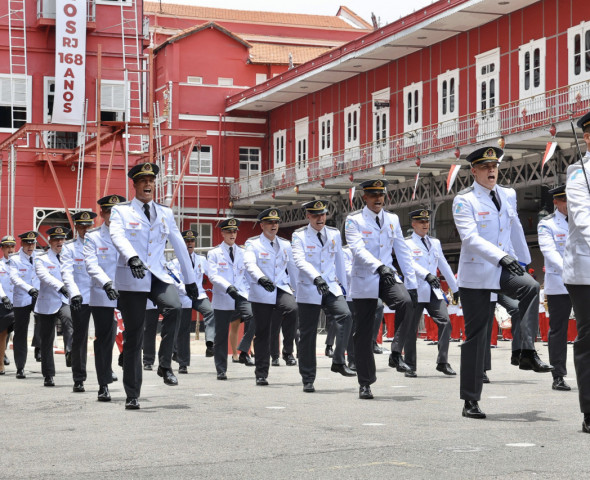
1 334 588 479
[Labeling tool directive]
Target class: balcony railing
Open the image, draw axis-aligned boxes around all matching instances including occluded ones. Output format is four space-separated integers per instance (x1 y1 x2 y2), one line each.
37 0 96 23
230 81 590 200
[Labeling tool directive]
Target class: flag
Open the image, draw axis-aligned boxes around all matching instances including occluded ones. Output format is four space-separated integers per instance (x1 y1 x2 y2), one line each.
349 187 355 208
446 164 461 193
542 142 558 168
115 309 125 353
411 170 420 200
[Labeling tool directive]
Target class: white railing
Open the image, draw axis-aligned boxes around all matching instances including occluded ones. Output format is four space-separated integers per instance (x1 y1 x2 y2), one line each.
230 81 590 200
37 0 96 22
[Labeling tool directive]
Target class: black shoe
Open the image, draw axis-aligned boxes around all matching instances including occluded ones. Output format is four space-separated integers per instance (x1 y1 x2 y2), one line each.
256 377 268 386
35 347 41 362
44 376 55 387
348 361 357 372
331 363 356 377
325 345 334 358
405 370 417 378
359 385 373 399
373 342 383 354
172 352 178 363
482 371 490 383
271 358 280 367
0 370 4 375
552 377 571 391
143 364 153 371
118 353 123 367
125 397 140 410
157 366 178 386
239 351 255 366
462 400 486 419
583 415 590 434
3 354 9 366
388 352 411 373
73 381 85 393
16 369 26 379
519 350 554 372
217 372 227 380
98 385 111 402
303 382 315 393
511 349 521 366
436 363 457 376
205 342 214 358
232 357 240 363
282 353 297 366
65 351 72 368
111 371 118 382
178 366 188 374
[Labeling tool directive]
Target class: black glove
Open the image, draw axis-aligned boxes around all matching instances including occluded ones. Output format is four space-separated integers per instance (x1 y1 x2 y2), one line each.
453 291 460 304
425 273 441 289
499 255 525 276
376 265 396 286
59 286 70 299
128 256 146 279
70 295 83 311
258 276 276 292
313 276 330 296
408 289 418 308
1 296 12 311
28 288 39 300
226 285 240 300
102 281 120 301
185 282 199 301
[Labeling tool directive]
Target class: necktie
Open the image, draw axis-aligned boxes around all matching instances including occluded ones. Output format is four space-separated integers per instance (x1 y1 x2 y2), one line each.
56 254 61 263
29 256 33 265
565 216 569 223
143 203 151 221
317 232 324 247
190 254 195 268
375 215 381 228
270 241 274 248
490 190 501 211
421 237 430 251
229 246 234 263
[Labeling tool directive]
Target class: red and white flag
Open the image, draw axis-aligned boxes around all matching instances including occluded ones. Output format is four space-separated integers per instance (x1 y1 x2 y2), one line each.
446 164 461 193
411 171 421 200
349 187 355 208
542 142 558 169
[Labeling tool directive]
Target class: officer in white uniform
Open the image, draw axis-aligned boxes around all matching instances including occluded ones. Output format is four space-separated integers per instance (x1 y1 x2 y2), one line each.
244 208 299 385
345 179 418 399
452 146 550 420
207 218 255 379
8 231 40 378
84 195 126 402
563 111 590 433
398 209 459 377
0 236 15 375
292 200 355 392
62 210 96 393
34 226 72 387
110 162 199 410
538 185 572 391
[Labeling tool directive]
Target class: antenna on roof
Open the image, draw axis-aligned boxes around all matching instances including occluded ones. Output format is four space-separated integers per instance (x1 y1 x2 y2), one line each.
288 53 294 69
371 12 379 29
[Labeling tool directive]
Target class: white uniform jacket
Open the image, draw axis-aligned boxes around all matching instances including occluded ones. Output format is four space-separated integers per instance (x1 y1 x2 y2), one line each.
345 206 417 299
538 210 568 295
207 242 250 310
109 198 196 292
405 233 458 303
34 250 68 315
8 249 39 308
564 153 590 285
292 224 347 305
61 237 92 303
244 234 298 304
167 254 210 309
83 224 119 308
189 251 209 301
0 258 14 301
343 246 353 302
453 182 531 290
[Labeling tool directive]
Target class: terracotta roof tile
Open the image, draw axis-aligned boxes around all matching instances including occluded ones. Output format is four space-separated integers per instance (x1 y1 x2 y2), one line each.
249 43 333 65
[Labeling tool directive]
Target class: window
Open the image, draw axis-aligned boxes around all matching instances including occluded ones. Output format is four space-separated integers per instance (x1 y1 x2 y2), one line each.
519 38 546 112
372 88 390 146
0 74 31 130
100 80 126 122
273 130 286 169
43 77 79 148
255 73 267 85
218 77 233 87
344 104 360 149
403 82 423 133
318 113 333 156
239 147 260 178
295 117 308 168
438 70 459 123
568 22 590 100
189 223 212 249
189 145 212 175
476 48 500 139
187 76 202 85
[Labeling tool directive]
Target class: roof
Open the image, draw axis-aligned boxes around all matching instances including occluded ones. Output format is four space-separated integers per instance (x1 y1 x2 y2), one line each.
144 2 372 31
249 44 333 65
154 22 251 53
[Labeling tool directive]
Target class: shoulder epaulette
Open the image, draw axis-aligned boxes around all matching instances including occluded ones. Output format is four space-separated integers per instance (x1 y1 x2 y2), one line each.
65 239 76 245
294 226 305 232
278 236 288 242
404 235 412 240
238 245 245 249
118 201 131 206
155 202 171 209
498 184 511 188
87 226 100 233
248 235 260 241
8 252 18 258
543 212 555 221
36 252 47 257
458 186 474 195
326 226 339 231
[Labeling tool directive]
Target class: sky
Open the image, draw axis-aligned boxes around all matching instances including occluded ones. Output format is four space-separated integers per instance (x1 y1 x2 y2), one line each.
159 0 436 26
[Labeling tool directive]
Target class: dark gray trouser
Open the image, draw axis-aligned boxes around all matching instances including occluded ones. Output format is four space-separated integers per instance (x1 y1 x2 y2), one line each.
118 277 181 400
353 280 413 387
565 284 590 413
270 292 298 359
402 291 451 371
213 296 253 374
547 294 572 379
460 269 539 402
253 290 297 379
372 299 384 343
38 312 57 377
298 294 352 384
174 308 193 367
0 308 14 334
143 308 161 366
57 304 73 353
13 305 38 369
92 306 116 387
498 294 522 351
71 304 91 382
326 312 336 346
347 301 355 364
193 297 215 344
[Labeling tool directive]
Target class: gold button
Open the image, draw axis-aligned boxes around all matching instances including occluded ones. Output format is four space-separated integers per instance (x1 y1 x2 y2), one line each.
499 243 502 246
148 253 151 256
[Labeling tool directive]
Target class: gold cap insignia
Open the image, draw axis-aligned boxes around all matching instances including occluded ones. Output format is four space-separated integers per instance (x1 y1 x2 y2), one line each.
229 219 237 226
110 196 119 204
314 201 324 209
27 232 36 239
270 210 278 217
56 227 63 234
484 148 496 158
142 163 153 173
420 210 428 217
81 212 90 220
374 180 383 187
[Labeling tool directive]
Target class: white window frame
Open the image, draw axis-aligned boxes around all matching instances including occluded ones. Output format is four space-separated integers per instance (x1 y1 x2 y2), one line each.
437 70 459 138
318 112 333 169
403 82 423 133
189 145 213 175
518 38 546 114
371 88 389 166
218 77 233 87
295 117 309 184
568 22 590 101
344 104 360 150
0 73 32 132
255 73 267 85
189 222 212 250
100 80 127 121
239 147 260 178
476 48 500 140
273 129 286 169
